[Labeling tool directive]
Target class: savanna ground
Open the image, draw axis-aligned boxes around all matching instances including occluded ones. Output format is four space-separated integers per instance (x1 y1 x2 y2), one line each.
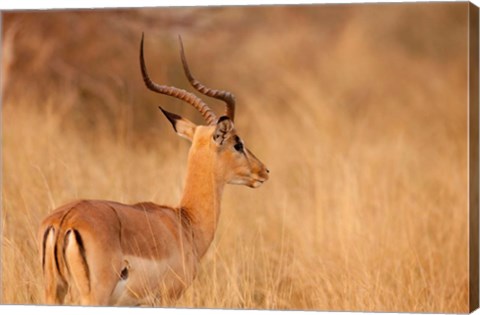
1 3 472 312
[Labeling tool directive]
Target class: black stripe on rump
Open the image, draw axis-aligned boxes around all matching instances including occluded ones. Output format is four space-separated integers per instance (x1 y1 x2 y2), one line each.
54 206 75 281
65 229 91 292
62 230 72 274
42 226 54 271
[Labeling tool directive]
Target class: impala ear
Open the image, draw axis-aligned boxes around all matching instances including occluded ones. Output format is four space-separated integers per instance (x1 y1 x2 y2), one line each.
159 107 196 141
213 116 234 146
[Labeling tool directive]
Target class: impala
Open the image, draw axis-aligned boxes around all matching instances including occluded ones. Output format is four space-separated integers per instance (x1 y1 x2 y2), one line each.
38 34 269 306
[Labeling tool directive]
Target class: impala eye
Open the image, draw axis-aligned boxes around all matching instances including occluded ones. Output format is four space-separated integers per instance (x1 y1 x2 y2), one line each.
234 142 244 152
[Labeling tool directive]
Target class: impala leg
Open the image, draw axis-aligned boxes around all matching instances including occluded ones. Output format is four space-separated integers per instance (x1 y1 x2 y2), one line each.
43 256 67 305
44 278 67 305
86 253 125 305
81 282 117 306
64 228 123 306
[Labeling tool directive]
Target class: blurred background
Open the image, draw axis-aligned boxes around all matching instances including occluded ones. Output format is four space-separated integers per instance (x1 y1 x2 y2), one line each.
1 3 470 312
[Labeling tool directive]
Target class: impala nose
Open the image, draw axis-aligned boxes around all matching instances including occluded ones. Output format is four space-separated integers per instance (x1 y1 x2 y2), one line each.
261 168 270 181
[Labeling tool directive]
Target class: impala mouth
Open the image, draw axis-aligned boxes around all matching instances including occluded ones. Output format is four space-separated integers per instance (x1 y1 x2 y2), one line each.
230 175 268 188
250 178 268 188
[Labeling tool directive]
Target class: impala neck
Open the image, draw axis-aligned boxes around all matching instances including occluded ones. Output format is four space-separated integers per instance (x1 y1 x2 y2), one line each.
179 139 224 258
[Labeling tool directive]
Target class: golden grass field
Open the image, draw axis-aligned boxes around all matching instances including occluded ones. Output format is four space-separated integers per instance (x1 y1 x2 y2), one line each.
1 3 472 312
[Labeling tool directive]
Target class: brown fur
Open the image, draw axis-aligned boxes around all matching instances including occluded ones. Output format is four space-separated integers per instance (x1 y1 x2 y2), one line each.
38 123 269 306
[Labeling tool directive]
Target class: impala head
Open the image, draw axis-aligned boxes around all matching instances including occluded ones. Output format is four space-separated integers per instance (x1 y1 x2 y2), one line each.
140 34 269 188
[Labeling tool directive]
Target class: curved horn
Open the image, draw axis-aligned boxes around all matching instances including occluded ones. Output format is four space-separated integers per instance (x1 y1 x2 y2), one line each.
178 36 236 122
140 34 217 125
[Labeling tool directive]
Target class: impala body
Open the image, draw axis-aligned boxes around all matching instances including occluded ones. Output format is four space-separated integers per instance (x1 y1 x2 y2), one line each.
38 35 269 306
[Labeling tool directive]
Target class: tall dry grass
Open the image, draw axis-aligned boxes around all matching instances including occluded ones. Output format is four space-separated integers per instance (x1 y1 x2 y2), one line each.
1 3 471 312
